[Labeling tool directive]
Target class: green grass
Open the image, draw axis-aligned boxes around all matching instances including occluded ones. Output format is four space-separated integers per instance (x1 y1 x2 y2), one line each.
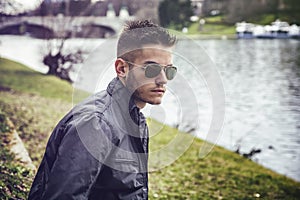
248 13 300 25
192 15 236 36
169 15 236 38
204 15 224 24
188 23 235 35
1 57 300 199
249 14 278 25
148 119 300 199
0 58 74 102
0 91 72 165
0 58 74 165
0 111 33 199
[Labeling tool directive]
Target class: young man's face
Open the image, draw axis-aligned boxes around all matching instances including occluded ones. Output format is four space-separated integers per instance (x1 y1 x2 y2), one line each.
125 45 173 109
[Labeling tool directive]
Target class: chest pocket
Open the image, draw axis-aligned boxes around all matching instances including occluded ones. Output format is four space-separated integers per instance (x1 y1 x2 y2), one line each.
113 156 139 173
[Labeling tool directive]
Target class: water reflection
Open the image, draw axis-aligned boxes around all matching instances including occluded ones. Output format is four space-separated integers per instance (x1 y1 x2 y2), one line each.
199 39 300 181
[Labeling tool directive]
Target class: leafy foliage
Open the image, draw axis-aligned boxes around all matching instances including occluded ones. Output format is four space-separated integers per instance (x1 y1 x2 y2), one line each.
224 0 300 24
159 0 194 30
282 0 300 23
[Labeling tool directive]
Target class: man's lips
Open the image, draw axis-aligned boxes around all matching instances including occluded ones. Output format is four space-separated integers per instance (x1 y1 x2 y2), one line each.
150 88 165 94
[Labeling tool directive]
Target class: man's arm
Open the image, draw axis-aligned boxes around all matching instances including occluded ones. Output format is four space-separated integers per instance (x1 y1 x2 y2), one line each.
40 114 114 200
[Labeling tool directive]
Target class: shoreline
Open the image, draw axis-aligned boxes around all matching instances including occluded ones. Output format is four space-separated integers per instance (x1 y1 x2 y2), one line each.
178 34 237 40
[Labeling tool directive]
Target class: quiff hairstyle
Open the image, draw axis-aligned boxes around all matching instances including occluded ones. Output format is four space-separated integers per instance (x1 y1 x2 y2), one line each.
117 20 177 62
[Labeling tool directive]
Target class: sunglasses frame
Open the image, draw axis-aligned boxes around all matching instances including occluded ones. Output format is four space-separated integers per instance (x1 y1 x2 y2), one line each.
125 61 177 80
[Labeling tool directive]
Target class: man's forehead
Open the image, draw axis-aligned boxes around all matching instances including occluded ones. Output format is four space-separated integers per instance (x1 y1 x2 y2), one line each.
135 46 173 64
140 45 173 58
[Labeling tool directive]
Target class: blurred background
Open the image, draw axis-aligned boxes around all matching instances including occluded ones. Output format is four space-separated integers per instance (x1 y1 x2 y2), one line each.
0 0 300 197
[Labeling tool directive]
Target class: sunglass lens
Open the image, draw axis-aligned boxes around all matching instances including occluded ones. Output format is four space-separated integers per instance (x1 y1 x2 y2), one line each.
166 67 177 80
145 64 177 80
145 64 161 78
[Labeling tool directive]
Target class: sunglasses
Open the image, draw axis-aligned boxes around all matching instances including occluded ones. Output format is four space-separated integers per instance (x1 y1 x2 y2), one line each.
126 61 177 80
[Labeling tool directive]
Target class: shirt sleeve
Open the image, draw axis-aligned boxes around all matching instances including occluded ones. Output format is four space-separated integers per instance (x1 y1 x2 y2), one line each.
41 113 114 200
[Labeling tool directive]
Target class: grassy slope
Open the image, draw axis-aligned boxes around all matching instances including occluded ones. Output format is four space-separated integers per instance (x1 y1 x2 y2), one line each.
0 57 300 199
0 111 33 199
0 58 74 166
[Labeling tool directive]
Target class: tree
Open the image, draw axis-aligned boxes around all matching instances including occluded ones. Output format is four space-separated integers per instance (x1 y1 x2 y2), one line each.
202 0 229 17
0 0 42 16
223 0 300 24
135 7 159 24
38 0 91 16
282 0 300 23
0 0 23 15
39 0 94 82
224 0 268 24
43 38 84 83
159 0 194 29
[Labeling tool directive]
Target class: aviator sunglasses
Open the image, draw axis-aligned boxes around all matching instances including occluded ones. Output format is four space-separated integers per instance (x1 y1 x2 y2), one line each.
125 61 177 80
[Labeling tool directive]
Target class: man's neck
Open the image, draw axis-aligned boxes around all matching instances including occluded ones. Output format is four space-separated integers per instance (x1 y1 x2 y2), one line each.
134 100 146 109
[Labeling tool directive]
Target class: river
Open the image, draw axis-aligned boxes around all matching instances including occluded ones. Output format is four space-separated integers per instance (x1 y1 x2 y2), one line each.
0 35 299 182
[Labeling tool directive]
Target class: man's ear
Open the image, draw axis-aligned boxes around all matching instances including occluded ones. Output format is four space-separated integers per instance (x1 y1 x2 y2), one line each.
115 58 128 78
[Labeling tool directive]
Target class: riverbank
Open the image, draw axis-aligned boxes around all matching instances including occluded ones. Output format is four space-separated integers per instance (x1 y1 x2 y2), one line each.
0 57 300 199
176 34 236 40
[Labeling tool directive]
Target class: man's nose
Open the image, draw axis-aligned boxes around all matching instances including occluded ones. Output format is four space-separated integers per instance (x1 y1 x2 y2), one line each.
155 70 168 85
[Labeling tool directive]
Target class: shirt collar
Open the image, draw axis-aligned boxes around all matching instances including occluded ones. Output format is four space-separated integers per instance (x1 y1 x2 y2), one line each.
106 77 144 125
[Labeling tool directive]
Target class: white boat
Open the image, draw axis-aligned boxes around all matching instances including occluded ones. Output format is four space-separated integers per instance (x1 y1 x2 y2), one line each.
236 21 255 39
269 19 290 38
236 19 300 39
288 24 300 38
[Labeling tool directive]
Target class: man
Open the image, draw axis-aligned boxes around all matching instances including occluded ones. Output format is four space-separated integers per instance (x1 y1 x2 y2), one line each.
28 20 177 200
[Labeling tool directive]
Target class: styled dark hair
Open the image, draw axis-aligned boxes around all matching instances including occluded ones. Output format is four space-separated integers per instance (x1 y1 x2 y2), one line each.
117 20 177 61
